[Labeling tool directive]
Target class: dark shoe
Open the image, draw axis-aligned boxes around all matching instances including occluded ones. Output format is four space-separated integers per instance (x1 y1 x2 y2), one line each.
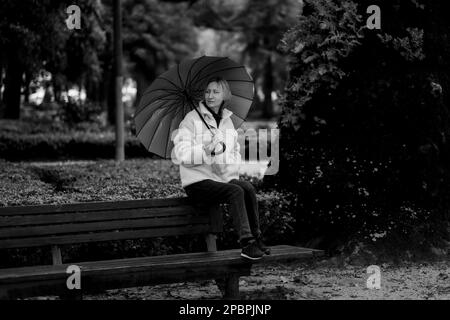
256 237 271 255
241 240 264 260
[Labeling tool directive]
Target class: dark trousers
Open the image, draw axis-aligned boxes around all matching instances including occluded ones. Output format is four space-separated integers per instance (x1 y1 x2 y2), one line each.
184 179 261 242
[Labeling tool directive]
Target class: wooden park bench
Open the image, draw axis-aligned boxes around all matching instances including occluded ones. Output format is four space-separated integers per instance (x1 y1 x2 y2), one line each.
0 197 323 300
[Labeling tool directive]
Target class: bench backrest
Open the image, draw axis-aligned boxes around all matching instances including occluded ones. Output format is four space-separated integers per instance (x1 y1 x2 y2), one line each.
0 197 223 250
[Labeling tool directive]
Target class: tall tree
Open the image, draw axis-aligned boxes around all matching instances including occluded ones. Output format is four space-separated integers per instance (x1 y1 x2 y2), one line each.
0 0 105 118
190 0 302 118
122 0 198 106
99 0 198 124
62 0 106 104
113 0 125 161
0 0 67 118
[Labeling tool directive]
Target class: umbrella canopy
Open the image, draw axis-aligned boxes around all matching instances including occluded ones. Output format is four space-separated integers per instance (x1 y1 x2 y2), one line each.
134 55 255 159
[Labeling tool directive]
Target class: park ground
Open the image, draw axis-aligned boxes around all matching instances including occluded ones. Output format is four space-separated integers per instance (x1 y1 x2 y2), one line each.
24 258 449 300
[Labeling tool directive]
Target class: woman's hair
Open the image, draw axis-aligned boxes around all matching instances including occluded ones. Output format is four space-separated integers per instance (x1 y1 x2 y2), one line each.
205 77 232 101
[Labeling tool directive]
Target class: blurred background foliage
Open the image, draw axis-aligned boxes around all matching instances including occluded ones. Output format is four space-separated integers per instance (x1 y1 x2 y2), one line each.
0 0 299 121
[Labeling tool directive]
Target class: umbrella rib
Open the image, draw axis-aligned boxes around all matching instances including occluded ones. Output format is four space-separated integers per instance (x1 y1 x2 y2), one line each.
176 63 185 89
146 117 163 151
143 87 180 96
134 93 181 118
195 66 248 84
158 97 182 101
188 57 229 85
231 110 247 122
135 99 177 137
164 106 183 158
160 103 185 157
145 103 179 151
185 55 206 88
144 93 182 106
143 91 181 104
159 76 184 91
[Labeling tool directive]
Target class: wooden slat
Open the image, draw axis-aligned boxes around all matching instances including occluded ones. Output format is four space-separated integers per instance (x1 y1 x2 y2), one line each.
0 225 211 249
0 265 251 300
0 215 209 239
0 197 191 216
0 246 321 281
0 206 198 227
0 245 320 299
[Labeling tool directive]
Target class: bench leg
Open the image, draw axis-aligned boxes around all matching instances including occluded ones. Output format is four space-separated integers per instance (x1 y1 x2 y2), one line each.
224 274 240 300
215 278 225 295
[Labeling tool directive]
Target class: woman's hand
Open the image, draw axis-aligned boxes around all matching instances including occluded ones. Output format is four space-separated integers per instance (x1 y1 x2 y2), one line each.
211 129 224 145
204 131 225 156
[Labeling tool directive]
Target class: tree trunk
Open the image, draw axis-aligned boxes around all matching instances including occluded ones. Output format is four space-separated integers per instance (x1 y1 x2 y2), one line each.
3 54 23 119
0 70 3 118
52 77 62 103
107 70 115 125
262 54 274 119
99 69 109 114
23 72 31 104
0 62 4 115
113 0 125 161
78 80 83 106
86 77 101 104
43 83 54 104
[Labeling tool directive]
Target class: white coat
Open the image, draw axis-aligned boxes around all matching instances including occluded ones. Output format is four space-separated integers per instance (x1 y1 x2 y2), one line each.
171 101 241 188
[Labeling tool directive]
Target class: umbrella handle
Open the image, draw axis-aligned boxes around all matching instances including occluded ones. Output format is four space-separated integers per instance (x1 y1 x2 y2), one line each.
211 141 226 157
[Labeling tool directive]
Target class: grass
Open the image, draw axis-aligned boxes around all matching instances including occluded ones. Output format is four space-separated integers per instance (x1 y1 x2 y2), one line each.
0 158 184 206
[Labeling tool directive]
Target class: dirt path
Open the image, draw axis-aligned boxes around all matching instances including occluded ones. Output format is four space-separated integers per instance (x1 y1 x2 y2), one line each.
72 258 449 300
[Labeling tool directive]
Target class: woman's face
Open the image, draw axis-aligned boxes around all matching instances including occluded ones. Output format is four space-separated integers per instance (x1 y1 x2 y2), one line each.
204 82 224 109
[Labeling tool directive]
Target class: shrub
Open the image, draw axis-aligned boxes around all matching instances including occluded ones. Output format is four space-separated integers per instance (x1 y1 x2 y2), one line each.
0 160 296 267
0 130 153 160
267 0 450 249
218 189 296 249
58 100 103 125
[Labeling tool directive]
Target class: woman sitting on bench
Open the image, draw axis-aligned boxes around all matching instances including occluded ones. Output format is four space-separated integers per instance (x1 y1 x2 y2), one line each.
172 77 270 260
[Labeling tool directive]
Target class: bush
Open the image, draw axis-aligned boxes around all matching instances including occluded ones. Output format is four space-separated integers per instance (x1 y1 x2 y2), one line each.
58 100 103 125
217 189 296 249
267 0 450 249
0 129 153 160
0 160 296 267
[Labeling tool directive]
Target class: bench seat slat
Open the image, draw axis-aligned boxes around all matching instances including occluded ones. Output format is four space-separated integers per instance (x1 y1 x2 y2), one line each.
0 225 214 249
1 265 251 300
0 197 192 216
0 246 322 282
0 206 198 227
0 215 209 239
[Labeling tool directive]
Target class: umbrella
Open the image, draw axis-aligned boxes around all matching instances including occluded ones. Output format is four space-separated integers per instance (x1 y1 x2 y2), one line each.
134 55 255 159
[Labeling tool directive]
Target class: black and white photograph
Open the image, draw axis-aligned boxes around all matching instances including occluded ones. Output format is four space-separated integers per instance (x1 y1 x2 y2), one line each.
0 0 449 308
